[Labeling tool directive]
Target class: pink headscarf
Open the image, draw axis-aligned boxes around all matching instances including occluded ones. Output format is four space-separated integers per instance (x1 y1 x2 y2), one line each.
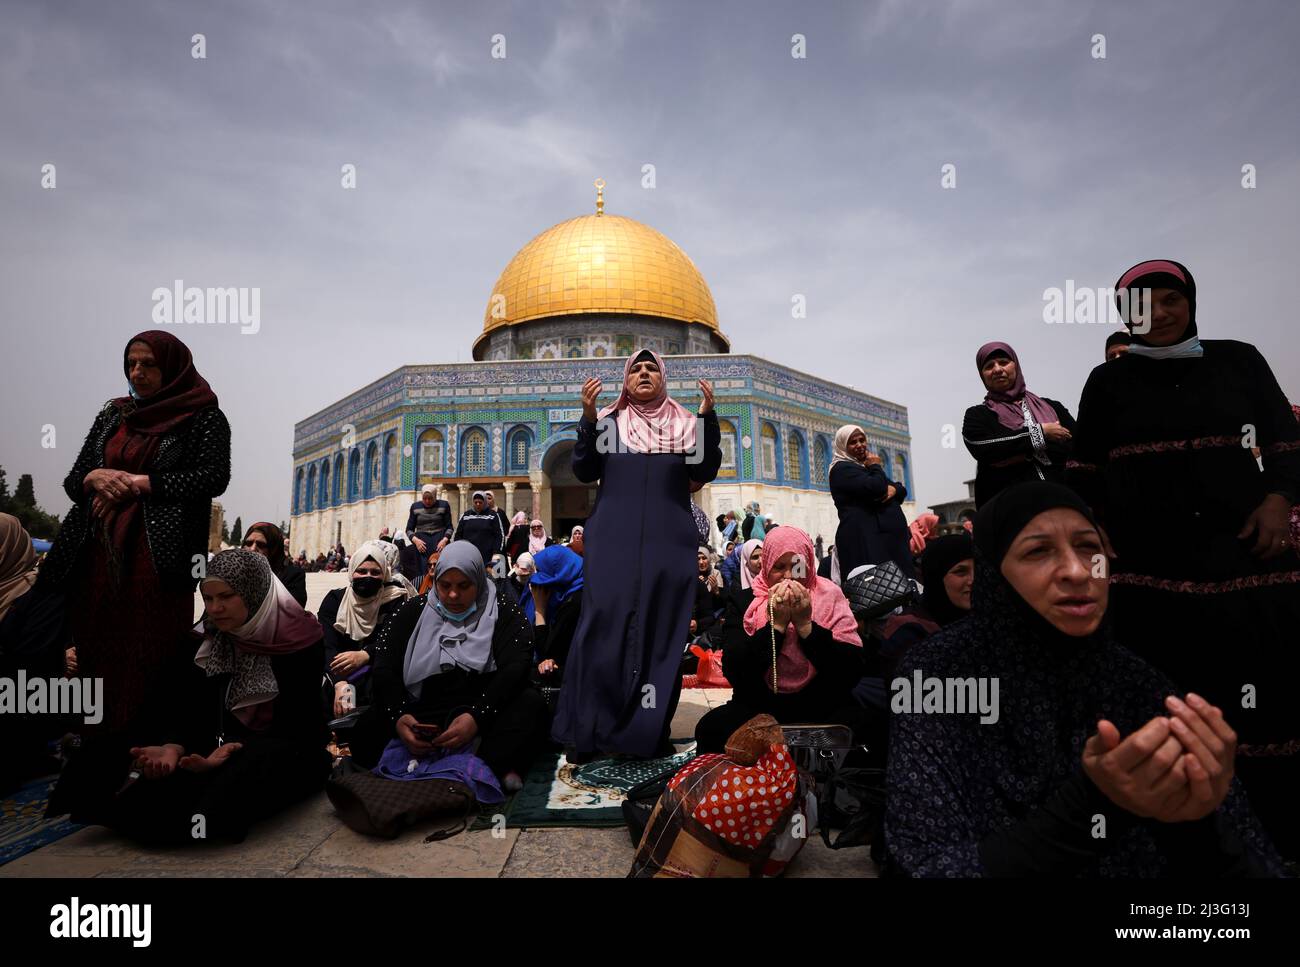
976 342 1059 432
528 519 548 554
743 527 860 694
597 348 697 454
909 513 941 556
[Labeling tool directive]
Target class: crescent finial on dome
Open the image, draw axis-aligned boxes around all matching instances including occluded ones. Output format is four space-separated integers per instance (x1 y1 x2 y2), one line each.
594 178 605 216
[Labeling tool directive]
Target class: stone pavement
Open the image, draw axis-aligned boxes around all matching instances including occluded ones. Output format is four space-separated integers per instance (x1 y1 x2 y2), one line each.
1 574 878 877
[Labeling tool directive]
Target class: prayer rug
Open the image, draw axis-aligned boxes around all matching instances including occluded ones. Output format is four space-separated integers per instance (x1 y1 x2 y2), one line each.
473 740 697 829
0 776 83 867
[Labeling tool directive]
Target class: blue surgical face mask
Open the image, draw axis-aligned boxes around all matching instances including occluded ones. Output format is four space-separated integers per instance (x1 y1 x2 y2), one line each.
434 599 477 622
127 382 143 400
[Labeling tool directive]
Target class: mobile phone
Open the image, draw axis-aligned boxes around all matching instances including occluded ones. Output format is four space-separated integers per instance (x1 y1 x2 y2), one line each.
413 724 441 740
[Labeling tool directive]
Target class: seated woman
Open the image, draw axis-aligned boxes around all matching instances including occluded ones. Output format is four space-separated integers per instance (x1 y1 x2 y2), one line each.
694 528 866 754
349 541 546 786
689 545 724 646
718 539 763 646
885 482 1282 877
242 521 307 607
527 545 585 688
1 514 70 793
318 539 412 719
47 550 330 844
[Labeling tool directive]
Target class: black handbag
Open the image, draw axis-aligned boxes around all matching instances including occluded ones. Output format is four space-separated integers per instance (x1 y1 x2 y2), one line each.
782 724 884 851
842 561 917 620
325 757 476 841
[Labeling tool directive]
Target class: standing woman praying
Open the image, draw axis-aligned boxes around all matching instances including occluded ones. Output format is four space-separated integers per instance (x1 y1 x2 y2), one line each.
962 342 1076 508
1069 259 1300 860
828 424 912 578
552 349 722 760
39 331 230 732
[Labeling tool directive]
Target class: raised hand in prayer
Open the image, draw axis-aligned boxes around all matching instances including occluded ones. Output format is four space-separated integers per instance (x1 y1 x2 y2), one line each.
330 650 369 677
431 712 478 750
581 377 604 422
178 743 243 773
697 379 714 415
64 647 78 675
786 582 813 631
769 579 798 629
130 744 183 780
1082 717 1192 819
1153 693 1236 822
1238 493 1293 560
538 659 559 676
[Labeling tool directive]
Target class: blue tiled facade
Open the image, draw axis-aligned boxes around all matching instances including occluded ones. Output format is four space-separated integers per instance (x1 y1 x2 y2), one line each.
290 354 913 516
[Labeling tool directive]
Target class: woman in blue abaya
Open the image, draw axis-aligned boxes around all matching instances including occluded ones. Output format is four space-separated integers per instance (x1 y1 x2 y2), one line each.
552 349 721 761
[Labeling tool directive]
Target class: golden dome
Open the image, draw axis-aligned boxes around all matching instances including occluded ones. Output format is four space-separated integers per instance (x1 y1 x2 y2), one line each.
480 205 724 349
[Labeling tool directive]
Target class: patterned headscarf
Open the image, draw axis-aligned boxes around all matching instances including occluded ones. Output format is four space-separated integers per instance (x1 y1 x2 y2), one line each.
197 550 322 729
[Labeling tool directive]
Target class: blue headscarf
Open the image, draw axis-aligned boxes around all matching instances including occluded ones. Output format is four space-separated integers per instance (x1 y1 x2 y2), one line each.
527 546 585 618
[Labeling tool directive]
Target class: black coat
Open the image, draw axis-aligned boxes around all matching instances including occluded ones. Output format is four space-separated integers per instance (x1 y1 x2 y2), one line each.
829 461 911 577
40 402 231 590
961 399 1075 508
368 592 534 733
454 512 505 567
276 562 308 607
317 587 408 687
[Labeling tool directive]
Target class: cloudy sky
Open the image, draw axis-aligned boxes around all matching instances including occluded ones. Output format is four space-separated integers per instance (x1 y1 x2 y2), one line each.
3 0 1298 527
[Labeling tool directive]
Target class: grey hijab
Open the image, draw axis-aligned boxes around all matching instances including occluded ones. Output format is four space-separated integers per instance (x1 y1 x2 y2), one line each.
403 541 499 697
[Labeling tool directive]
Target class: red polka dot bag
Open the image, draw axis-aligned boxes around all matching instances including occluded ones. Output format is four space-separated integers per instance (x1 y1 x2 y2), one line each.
628 715 816 877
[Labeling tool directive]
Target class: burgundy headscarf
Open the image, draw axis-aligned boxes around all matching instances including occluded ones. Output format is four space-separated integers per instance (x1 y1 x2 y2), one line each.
113 330 219 436
976 342 1059 432
742 526 860 694
597 348 697 454
1113 259 1198 347
98 331 218 560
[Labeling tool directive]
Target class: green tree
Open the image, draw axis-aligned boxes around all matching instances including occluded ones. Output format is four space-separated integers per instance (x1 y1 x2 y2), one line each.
0 465 11 513
14 474 36 508
231 516 243 546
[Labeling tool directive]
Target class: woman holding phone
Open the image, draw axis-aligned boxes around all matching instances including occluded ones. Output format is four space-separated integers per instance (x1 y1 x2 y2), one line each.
348 541 546 786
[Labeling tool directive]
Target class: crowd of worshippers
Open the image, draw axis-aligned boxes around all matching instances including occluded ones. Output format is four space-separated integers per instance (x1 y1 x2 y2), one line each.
3 257 1298 876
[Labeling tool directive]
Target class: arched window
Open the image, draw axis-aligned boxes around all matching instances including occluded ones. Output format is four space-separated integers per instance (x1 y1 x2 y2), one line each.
384 434 399 491
305 465 317 512
418 427 444 477
717 419 738 478
760 423 778 479
347 449 361 502
462 427 488 475
786 430 807 486
332 453 344 505
507 427 532 474
364 442 379 499
895 452 909 494
813 436 830 484
318 460 330 507
293 467 304 515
